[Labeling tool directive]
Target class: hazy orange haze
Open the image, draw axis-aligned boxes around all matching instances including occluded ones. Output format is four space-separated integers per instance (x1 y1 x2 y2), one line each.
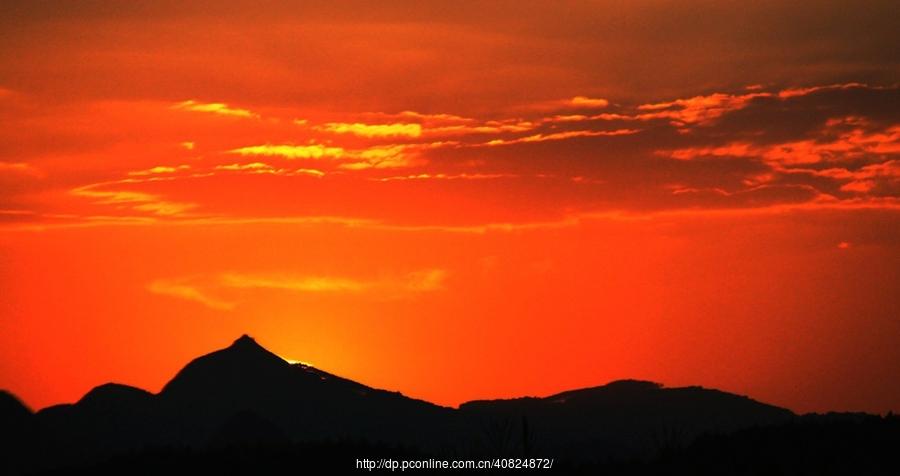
1 1 899 414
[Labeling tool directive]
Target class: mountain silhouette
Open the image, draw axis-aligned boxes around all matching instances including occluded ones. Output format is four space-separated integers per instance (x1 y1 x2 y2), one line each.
155 335 458 448
4 334 895 474
460 379 793 461
1 391 40 475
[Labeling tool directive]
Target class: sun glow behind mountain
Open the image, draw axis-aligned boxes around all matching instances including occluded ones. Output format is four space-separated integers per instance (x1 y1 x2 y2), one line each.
284 358 315 368
1 1 899 415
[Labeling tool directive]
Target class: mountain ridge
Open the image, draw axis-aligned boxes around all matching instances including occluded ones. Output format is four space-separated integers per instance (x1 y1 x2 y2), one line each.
3 334 799 472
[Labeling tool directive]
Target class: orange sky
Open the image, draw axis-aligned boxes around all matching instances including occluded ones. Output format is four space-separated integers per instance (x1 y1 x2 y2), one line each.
2 1 899 414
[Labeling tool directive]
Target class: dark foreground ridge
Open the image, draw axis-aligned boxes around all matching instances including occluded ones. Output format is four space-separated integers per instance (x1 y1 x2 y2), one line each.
2 335 898 474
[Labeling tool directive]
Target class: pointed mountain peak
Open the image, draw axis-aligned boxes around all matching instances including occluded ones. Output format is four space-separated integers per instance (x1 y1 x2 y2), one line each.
231 334 261 349
160 334 291 398
224 334 283 362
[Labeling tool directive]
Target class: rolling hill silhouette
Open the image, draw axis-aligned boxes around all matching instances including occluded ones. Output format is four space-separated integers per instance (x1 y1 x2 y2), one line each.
3 335 897 474
460 379 793 461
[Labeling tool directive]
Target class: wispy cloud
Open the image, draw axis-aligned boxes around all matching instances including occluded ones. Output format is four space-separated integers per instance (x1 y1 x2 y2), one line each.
0 161 44 177
636 92 769 127
372 173 516 182
337 145 413 170
146 269 448 309
529 96 610 112
147 279 235 311
172 100 257 118
776 82 871 99
215 162 274 171
318 122 422 138
218 268 448 295
229 144 345 159
425 119 536 136
8 83 899 232
485 128 639 146
230 143 417 169
71 184 196 216
214 162 326 177
220 273 369 293
632 83 874 128
661 121 900 196
128 165 191 176
568 96 610 108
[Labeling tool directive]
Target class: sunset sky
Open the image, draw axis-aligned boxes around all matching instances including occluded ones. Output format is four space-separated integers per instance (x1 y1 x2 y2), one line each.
1 1 899 414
